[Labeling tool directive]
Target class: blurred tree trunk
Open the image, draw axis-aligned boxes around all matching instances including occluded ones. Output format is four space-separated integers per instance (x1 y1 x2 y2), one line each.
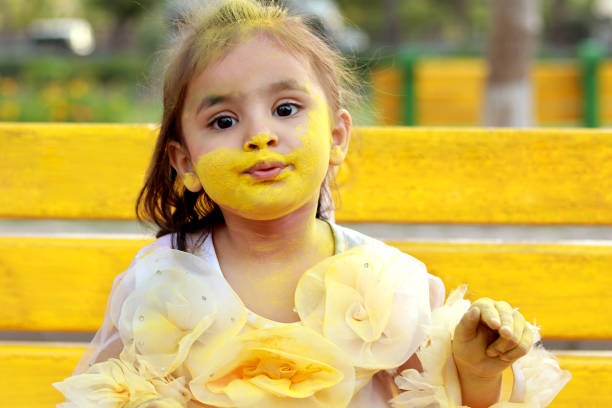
108 18 135 52
549 0 570 44
483 0 541 127
382 0 401 47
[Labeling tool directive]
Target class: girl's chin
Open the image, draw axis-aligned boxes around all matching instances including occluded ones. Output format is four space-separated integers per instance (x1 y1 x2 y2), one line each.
218 200 316 222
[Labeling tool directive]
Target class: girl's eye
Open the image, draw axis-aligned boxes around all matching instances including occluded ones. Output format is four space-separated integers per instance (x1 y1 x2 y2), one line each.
274 103 298 117
211 116 237 130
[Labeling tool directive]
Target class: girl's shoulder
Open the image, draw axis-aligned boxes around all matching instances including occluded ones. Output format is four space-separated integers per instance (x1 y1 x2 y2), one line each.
330 222 446 310
132 231 211 262
331 222 421 264
133 234 174 260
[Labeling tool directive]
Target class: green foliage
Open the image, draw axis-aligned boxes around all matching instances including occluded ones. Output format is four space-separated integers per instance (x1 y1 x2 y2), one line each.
336 0 596 51
0 54 161 123
0 55 150 85
0 77 161 123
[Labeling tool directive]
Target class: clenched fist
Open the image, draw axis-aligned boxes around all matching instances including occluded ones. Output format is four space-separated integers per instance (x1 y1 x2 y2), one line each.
453 298 534 378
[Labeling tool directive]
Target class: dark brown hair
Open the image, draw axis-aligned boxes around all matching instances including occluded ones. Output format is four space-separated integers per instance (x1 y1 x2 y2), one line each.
136 0 357 251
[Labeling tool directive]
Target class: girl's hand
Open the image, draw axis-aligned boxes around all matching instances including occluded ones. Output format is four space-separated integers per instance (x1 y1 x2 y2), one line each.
452 298 534 380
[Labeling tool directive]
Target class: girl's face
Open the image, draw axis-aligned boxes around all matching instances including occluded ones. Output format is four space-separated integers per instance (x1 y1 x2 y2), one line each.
174 35 350 221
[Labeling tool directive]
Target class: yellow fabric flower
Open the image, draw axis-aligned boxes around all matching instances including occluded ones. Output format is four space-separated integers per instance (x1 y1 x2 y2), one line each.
118 248 247 377
295 244 431 370
188 325 355 407
53 358 164 408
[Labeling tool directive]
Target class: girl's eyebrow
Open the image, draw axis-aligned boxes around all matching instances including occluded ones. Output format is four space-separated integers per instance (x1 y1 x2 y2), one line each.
195 79 308 115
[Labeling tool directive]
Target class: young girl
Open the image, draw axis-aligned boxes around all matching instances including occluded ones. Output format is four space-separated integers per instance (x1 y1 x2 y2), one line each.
54 1 570 407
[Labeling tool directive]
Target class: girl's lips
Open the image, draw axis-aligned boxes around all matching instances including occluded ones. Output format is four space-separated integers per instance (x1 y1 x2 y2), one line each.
245 162 287 180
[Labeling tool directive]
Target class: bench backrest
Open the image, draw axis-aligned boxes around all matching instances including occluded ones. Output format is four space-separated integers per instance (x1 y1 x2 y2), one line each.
1 124 611 407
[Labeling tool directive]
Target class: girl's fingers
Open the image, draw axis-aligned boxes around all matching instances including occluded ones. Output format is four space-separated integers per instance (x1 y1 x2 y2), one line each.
454 307 481 342
486 309 524 357
473 298 501 331
496 301 515 339
499 322 534 362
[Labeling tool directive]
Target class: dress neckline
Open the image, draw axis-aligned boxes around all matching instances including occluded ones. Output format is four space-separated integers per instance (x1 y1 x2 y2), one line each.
196 219 342 326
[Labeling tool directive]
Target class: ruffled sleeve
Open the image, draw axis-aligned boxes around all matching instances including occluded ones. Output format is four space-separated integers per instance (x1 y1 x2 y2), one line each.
71 236 175 375
391 286 571 408
56 245 249 408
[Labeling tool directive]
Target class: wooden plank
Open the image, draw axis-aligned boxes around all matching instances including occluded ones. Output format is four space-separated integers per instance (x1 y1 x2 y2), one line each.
391 241 612 339
0 343 85 408
0 343 609 408
599 62 612 123
416 59 485 125
1 237 611 339
553 353 612 407
0 236 151 331
0 123 158 219
370 66 403 126
533 63 581 124
2 125 612 223
336 127 612 224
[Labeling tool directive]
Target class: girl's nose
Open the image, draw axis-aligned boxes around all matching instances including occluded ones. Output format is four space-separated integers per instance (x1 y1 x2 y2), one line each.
243 131 278 151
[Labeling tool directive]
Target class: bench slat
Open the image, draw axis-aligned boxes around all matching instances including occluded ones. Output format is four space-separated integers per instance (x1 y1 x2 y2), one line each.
339 127 612 223
0 344 608 408
0 123 157 219
393 241 612 339
1 237 611 339
0 237 150 331
2 124 612 224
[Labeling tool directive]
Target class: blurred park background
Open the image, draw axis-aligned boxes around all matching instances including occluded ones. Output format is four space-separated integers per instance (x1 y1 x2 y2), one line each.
1 0 612 127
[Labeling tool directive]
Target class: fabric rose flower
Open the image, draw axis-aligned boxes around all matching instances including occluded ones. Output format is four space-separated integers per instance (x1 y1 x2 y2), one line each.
53 358 183 408
188 325 355 408
118 248 247 377
295 244 431 370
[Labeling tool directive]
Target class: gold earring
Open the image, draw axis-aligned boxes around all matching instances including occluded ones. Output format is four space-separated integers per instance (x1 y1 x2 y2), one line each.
330 145 343 162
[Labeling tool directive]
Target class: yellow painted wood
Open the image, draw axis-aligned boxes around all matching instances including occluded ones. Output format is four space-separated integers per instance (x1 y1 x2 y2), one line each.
599 62 612 123
2 237 611 339
370 66 403 125
373 59 584 126
0 236 152 331
336 127 612 224
0 343 609 407
391 241 612 339
3 126 612 223
415 59 485 125
533 63 581 124
0 343 85 408
0 123 158 219
552 353 612 407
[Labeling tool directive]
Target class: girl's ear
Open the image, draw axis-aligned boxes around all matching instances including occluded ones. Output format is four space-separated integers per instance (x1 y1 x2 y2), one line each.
329 108 352 166
167 141 203 192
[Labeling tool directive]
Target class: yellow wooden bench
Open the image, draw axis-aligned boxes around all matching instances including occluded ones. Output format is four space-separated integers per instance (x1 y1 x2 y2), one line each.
372 58 612 126
1 123 612 407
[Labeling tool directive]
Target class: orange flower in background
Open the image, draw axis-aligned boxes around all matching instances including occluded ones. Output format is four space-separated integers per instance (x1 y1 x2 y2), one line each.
0 101 20 120
1 77 18 97
188 325 355 408
295 244 432 370
118 248 248 378
69 79 90 99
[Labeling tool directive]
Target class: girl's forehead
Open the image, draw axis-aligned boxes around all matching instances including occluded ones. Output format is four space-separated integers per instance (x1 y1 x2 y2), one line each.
189 35 323 97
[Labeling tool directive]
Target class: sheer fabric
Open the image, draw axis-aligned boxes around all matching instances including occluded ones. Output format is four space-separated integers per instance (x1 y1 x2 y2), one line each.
71 223 446 407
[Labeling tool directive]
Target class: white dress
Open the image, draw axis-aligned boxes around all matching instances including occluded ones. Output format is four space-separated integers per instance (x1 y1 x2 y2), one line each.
63 222 446 408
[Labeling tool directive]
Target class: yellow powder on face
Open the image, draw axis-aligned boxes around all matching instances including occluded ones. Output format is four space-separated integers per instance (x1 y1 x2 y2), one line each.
194 88 331 220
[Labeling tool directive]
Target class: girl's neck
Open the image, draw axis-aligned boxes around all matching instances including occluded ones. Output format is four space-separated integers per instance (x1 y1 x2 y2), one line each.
213 201 332 263
211 201 334 323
